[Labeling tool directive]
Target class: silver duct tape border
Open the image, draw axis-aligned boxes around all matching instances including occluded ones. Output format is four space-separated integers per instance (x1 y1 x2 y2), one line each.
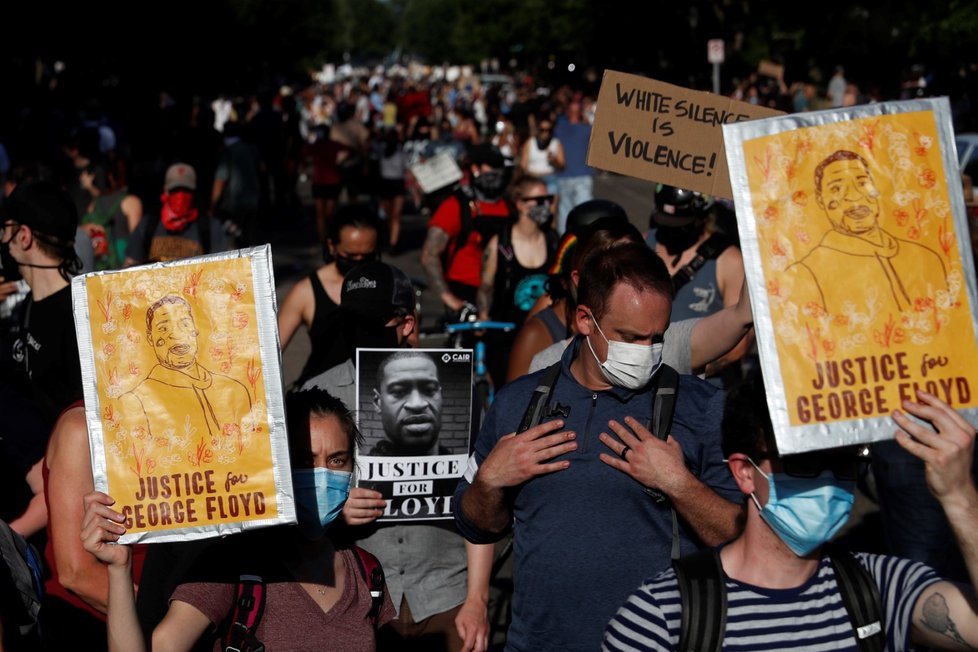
71 245 296 543
723 98 978 454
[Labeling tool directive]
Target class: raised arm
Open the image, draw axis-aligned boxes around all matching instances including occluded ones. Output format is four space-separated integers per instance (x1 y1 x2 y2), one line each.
701 246 753 377
81 492 210 652
689 273 754 370
894 392 978 650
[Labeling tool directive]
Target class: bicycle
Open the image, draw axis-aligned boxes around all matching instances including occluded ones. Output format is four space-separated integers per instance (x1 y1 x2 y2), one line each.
442 305 516 414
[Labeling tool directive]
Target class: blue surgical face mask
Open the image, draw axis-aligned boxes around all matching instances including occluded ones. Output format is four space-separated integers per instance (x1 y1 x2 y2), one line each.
749 460 855 556
292 468 353 540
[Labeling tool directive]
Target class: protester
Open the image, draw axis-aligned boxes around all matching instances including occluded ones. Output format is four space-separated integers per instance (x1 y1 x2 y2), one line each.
300 261 492 652
278 203 381 388
518 114 564 196
80 155 142 270
80 388 396 651
477 176 558 387
125 163 228 265
604 372 978 651
453 242 744 651
553 99 594 234
646 184 751 385
420 144 514 315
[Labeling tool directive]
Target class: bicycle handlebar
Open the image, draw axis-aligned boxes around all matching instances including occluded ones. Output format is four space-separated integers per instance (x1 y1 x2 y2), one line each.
444 320 517 333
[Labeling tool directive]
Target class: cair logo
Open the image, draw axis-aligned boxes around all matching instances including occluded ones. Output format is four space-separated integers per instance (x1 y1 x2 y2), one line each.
442 352 471 363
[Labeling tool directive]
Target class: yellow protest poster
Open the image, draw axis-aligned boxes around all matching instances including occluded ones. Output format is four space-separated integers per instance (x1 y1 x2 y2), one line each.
724 98 978 454
72 246 294 542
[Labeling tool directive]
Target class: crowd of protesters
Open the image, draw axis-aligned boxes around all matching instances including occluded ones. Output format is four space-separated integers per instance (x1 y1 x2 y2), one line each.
1 55 977 652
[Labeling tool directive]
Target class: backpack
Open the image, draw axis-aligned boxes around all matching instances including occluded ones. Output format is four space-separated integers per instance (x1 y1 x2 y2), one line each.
441 187 516 273
220 546 385 652
0 520 44 649
672 545 885 652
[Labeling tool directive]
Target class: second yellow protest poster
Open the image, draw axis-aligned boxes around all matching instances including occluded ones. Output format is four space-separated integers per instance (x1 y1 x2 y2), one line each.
724 98 978 454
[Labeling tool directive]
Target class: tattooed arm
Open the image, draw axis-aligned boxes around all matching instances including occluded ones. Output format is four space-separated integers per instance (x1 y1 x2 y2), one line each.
421 226 465 312
893 391 978 649
477 235 498 321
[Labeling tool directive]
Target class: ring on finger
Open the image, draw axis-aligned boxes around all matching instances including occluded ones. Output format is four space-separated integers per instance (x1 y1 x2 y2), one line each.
620 445 631 461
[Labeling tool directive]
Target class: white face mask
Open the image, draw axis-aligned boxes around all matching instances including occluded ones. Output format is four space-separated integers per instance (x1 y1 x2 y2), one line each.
585 311 663 390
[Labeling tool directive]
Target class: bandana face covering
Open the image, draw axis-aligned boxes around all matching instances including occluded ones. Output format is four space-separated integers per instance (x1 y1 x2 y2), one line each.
160 191 199 231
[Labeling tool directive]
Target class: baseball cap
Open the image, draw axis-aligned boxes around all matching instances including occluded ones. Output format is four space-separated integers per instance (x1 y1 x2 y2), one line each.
340 261 416 322
164 163 197 192
0 180 78 242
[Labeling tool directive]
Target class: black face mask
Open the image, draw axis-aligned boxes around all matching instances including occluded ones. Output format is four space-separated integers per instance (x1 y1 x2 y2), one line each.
0 230 22 283
473 170 505 201
656 222 705 258
335 253 378 276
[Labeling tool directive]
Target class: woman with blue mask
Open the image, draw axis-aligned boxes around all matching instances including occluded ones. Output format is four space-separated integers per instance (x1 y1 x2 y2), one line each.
80 388 395 651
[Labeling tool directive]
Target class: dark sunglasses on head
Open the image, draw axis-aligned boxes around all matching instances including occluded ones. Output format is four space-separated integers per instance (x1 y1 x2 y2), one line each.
778 449 871 481
521 195 554 206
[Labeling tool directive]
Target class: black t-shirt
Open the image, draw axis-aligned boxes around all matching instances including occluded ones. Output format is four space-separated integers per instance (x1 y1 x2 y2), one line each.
15 285 83 430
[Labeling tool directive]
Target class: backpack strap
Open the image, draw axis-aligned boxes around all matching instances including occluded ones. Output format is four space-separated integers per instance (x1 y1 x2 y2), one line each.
642 365 680 505
516 360 562 433
671 232 730 296
673 547 726 652
827 547 885 652
443 189 475 272
222 574 266 652
352 546 385 627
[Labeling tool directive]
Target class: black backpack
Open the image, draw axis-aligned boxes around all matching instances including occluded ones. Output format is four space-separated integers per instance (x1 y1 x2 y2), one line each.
0 520 43 649
220 545 385 652
672 545 885 652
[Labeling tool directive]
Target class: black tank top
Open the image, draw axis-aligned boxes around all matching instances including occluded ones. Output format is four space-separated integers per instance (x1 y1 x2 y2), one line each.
296 270 341 386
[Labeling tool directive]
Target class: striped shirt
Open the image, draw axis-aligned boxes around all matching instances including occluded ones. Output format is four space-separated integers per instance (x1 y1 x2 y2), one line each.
603 552 940 651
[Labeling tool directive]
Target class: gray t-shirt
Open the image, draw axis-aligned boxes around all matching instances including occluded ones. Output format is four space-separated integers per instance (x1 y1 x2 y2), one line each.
528 317 698 375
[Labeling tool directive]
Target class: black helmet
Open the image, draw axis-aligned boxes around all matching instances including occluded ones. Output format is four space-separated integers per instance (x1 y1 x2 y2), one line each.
565 199 628 236
650 184 713 227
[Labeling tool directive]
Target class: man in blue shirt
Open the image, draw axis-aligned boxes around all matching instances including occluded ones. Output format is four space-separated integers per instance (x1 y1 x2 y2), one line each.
453 242 743 651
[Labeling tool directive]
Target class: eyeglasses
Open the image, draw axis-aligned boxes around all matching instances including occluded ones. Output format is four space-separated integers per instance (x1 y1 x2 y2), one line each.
750 450 870 482
521 195 554 206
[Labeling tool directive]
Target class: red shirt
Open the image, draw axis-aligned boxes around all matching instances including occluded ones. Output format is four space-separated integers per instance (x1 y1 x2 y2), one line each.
429 194 513 288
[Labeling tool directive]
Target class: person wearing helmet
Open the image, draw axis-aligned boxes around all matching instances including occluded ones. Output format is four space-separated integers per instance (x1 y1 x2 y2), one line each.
646 183 751 386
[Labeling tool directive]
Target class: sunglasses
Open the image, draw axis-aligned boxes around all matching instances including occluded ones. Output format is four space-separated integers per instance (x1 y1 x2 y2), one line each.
752 450 870 482
521 195 554 206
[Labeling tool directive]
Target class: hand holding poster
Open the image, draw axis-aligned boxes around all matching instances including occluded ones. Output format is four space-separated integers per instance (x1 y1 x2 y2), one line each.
724 98 978 454
587 70 783 199
72 246 294 542
355 348 473 521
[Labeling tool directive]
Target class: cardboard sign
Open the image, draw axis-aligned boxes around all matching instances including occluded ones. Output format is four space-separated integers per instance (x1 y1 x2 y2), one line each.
587 70 782 199
410 150 464 194
757 60 784 81
354 348 473 522
724 98 978 454
72 246 294 543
